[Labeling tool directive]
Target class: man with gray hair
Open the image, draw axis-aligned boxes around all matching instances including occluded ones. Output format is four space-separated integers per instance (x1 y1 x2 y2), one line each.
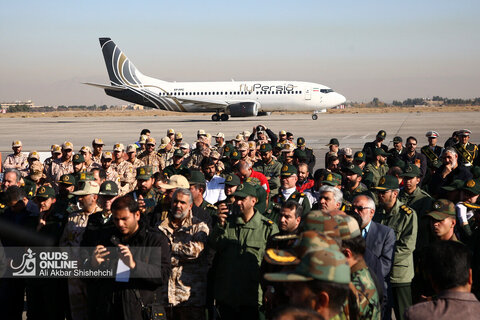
158 188 210 319
429 147 473 197
2 168 22 191
314 185 343 214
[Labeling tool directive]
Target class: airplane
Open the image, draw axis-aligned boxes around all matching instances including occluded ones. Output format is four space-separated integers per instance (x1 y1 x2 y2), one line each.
86 38 346 121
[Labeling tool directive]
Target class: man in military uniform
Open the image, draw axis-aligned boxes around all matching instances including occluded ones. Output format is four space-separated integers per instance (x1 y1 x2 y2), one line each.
426 199 459 242
209 182 278 319
79 145 101 171
454 129 479 167
210 151 225 175
157 188 210 318
111 143 135 195
213 132 226 155
138 137 165 173
421 131 444 170
174 131 183 147
43 144 62 175
217 173 241 209
126 144 145 170
354 151 367 170
402 136 428 183
72 153 86 180
187 170 215 226
363 130 389 164
48 141 74 192
23 161 46 199
295 137 316 173
163 149 191 178
237 141 252 166
158 136 175 168
127 166 160 222
254 143 282 197
266 164 311 224
3 140 29 176
398 164 433 249
91 138 104 164
166 128 175 142
248 141 259 164
280 142 295 165
373 175 417 320
187 136 210 170
100 152 120 188
388 136 406 167
364 148 390 188
343 164 368 203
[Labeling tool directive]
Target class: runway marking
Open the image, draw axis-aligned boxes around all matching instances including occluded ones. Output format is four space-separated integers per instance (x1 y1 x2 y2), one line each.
343 135 352 139
361 134 369 140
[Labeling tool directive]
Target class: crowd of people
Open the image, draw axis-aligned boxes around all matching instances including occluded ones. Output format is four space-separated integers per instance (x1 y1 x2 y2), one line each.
0 124 480 320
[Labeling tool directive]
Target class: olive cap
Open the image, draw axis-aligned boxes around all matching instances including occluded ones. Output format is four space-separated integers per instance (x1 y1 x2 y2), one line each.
224 173 241 186
57 174 76 186
72 153 85 164
280 164 298 177
99 181 119 196
373 175 399 191
233 182 258 198
35 186 55 199
321 172 342 186
400 164 421 178
136 166 154 180
426 199 456 221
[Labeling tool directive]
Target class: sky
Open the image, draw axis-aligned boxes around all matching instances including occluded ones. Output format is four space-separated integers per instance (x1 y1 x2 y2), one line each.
1 0 479 106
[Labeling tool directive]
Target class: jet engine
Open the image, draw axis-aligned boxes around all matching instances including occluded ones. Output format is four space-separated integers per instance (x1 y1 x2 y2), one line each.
226 102 259 117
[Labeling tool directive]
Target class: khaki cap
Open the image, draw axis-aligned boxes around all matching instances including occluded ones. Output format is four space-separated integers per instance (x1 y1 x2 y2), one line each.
12 140 23 147
234 134 244 142
279 130 287 136
214 132 225 138
50 144 60 152
92 138 104 145
159 136 171 149
175 132 183 140
52 145 62 154
167 128 175 134
126 144 137 153
159 175 190 189
28 151 40 160
238 142 248 151
139 135 148 144
180 142 190 149
102 151 113 160
62 141 73 150
72 180 100 196
80 146 92 154
248 141 256 150
197 129 206 136
146 137 156 145
113 143 125 152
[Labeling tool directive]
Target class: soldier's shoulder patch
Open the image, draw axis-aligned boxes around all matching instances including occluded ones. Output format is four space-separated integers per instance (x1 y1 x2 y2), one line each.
291 194 296 199
300 193 305 197
401 204 413 214
264 219 274 226
207 203 217 210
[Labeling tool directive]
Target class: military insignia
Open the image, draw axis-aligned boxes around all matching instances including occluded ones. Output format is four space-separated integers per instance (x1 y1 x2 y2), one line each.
140 168 146 175
15 141 20 145
80 173 86 180
300 193 305 196
106 184 112 191
232 151 238 157
433 201 442 210
64 175 70 181
237 184 244 190
405 166 412 173
415 159 421 165
225 146 230 152
115 144 120 148
267 220 274 225
261 144 266 150
29 191 33 196
226 175 233 182
74 154 79 160
326 174 333 181
348 164 354 169
358 152 363 158
282 165 288 172
291 194 296 199
39 187 46 194
379 177 386 185
467 180 475 188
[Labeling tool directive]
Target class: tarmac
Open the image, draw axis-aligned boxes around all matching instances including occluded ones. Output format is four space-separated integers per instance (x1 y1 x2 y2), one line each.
1 111 479 168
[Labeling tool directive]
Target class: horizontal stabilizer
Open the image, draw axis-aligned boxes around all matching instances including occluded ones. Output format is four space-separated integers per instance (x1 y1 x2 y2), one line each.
83 82 125 91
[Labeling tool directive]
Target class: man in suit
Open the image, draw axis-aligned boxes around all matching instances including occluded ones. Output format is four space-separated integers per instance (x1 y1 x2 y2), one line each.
353 194 396 320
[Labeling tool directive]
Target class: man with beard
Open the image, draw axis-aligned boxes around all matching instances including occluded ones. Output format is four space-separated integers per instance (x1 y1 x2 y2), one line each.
363 130 389 164
126 144 145 170
296 163 314 193
127 166 161 225
342 164 367 203
48 141 74 192
111 143 135 195
295 137 316 173
388 136 406 167
163 149 190 178
101 152 120 187
202 158 226 205
43 144 62 175
138 137 165 173
402 137 428 183
364 148 390 188
187 136 211 170
254 143 282 197
188 170 215 226
325 138 340 167
91 138 105 164
23 161 46 199
158 188 210 319
3 140 28 176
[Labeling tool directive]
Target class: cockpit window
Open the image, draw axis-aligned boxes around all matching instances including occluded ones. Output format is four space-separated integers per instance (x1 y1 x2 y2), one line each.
320 89 334 94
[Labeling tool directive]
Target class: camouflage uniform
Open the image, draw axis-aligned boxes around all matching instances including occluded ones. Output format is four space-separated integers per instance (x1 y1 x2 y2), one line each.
111 160 135 195
158 213 210 306
158 149 174 168
104 166 120 186
129 157 145 170
3 152 29 176
92 153 102 165
138 151 165 172
84 160 101 172
48 159 74 191
351 258 381 320
186 150 209 170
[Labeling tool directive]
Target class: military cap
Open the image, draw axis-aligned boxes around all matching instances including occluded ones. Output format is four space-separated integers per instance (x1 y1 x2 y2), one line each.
197 129 206 136
210 151 221 160
264 231 339 266
159 175 190 189
52 145 62 154
137 166 154 180
99 181 119 196
293 149 307 160
303 211 342 239
238 142 248 151
12 140 23 147
92 138 104 145
175 132 183 140
223 144 234 156
167 128 175 135
393 136 403 143
77 172 95 182
35 186 55 199
457 129 471 136
146 137 156 145
326 138 339 146
279 130 287 136
426 131 439 138
297 137 306 147
280 164 297 177
126 144 137 153
230 149 241 160
225 173 241 186
233 182 258 198
102 151 113 160
274 142 284 149
462 179 480 195
339 147 353 157
72 153 85 163
374 148 390 157
113 143 125 152
441 179 465 192
391 157 406 170
213 132 225 138
427 199 456 221
28 151 40 160
281 143 295 153
343 164 363 176
179 142 190 150
139 135 148 144
248 141 256 150
321 172 342 186
243 130 251 138
62 141 73 150
373 175 399 191
400 163 421 178
188 170 206 185
333 215 361 240
29 162 44 179
72 181 100 196
50 144 60 152
173 149 184 157
259 143 272 153
354 151 366 162
264 248 350 284
233 134 244 142
80 145 92 154
159 137 170 149
58 174 76 185
376 130 387 139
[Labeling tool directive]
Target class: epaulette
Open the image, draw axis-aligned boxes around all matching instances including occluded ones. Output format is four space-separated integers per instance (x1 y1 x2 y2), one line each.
300 193 305 197
400 204 413 215
291 194 297 199
207 203 217 210
265 219 274 226
464 202 480 210
271 234 299 242
0 203 5 209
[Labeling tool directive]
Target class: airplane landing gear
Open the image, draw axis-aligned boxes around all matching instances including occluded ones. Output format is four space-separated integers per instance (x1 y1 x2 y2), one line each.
211 114 220 121
312 114 318 120
220 114 229 121
211 111 229 121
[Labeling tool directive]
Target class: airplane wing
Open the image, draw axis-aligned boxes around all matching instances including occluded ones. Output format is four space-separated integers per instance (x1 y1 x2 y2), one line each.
172 96 229 109
83 82 125 91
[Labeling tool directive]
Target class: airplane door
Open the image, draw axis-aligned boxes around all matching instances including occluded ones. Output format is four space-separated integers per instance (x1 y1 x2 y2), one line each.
305 88 311 100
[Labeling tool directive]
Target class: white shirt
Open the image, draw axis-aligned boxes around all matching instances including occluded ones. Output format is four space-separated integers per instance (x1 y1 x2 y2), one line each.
204 175 226 204
281 187 297 201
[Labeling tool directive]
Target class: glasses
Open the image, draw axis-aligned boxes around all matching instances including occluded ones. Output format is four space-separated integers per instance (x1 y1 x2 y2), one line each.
353 205 372 211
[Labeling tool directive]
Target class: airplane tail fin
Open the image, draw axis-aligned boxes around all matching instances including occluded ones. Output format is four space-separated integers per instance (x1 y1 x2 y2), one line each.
99 37 154 87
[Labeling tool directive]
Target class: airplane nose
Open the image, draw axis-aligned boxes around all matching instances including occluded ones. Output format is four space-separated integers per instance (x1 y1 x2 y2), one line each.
335 93 346 106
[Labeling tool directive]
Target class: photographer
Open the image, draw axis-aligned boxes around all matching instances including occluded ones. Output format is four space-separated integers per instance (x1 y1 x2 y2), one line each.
90 195 171 320
249 124 278 148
